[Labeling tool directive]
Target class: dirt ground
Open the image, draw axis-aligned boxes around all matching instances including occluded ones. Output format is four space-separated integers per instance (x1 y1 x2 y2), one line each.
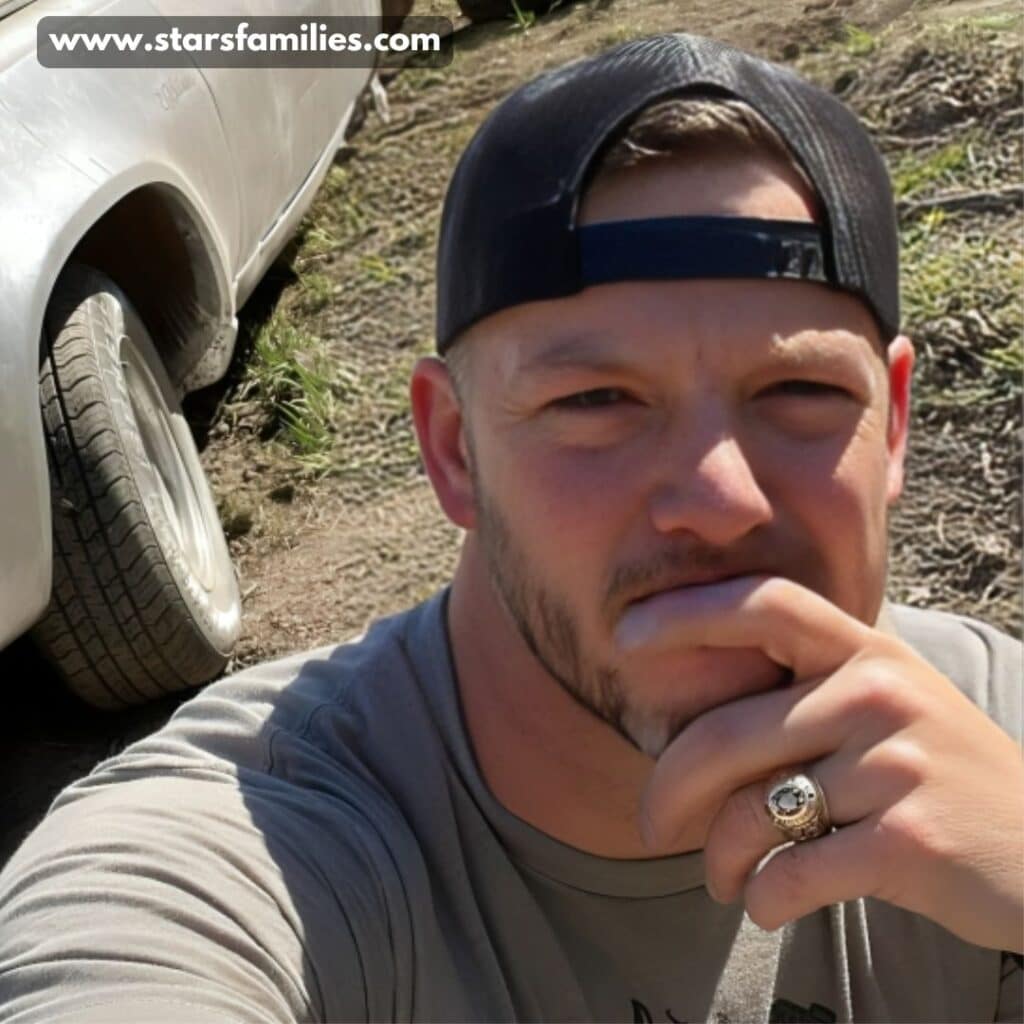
2 0 1021 864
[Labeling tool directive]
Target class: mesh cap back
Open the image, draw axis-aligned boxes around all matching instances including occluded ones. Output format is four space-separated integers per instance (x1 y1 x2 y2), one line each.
435 33 899 353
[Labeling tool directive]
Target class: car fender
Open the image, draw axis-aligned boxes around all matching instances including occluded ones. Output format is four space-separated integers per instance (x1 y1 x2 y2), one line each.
0 109 235 651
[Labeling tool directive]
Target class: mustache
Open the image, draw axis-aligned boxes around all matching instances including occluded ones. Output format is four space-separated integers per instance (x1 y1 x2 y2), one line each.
606 544 782 607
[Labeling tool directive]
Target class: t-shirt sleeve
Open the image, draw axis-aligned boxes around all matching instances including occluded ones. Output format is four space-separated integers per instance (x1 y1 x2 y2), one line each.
967 616 1024 744
890 604 1022 743
0 766 384 1023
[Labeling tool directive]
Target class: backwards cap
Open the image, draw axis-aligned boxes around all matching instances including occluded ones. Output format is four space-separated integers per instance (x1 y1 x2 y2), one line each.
434 32 899 353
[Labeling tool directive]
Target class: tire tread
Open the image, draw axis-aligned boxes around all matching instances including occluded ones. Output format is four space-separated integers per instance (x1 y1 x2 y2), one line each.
31 265 234 709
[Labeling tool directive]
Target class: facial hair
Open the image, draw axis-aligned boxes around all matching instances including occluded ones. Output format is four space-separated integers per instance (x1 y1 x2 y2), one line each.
472 470 696 759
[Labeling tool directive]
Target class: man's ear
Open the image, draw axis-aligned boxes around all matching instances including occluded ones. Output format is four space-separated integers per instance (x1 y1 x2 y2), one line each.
410 356 477 529
885 334 915 504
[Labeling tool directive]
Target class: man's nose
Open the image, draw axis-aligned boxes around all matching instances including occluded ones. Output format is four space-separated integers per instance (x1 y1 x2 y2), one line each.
646 418 773 546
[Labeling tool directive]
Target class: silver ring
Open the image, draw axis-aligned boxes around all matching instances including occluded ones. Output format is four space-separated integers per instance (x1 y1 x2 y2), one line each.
765 770 832 842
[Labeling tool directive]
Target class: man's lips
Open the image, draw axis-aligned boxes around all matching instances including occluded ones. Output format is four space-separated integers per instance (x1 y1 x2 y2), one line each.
625 570 754 608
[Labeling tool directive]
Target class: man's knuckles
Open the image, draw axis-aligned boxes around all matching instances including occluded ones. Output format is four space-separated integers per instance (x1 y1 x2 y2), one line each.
860 736 932 793
836 655 929 734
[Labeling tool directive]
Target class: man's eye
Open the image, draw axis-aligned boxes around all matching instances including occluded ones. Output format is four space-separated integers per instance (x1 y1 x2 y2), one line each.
760 380 849 399
552 388 630 410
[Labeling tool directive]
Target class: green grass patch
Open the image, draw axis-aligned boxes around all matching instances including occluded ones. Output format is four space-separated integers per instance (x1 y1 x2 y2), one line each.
901 209 1023 408
319 164 352 202
981 341 1024 378
298 271 333 313
971 11 1023 32
297 223 338 260
317 168 370 238
902 210 1004 324
400 67 448 92
843 24 877 56
293 175 376 276
234 304 423 487
892 138 974 198
236 311 337 470
358 253 400 284
509 0 536 30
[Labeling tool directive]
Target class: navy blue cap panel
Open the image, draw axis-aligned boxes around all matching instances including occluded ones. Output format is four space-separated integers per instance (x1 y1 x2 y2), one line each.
578 217 829 286
435 33 899 352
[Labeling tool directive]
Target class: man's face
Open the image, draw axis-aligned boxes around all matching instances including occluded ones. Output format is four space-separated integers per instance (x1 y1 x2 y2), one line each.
445 145 911 759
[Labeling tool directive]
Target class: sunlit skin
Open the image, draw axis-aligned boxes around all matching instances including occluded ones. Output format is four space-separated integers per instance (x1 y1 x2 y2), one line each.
410 142 1023 951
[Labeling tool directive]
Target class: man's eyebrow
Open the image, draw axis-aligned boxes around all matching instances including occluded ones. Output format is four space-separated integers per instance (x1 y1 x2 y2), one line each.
510 329 875 381
764 331 875 369
513 335 634 377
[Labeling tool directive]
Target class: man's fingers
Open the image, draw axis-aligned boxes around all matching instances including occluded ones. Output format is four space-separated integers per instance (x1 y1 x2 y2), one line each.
640 675 830 851
615 575 878 680
638 645 926 852
703 746 916 904
741 819 886 933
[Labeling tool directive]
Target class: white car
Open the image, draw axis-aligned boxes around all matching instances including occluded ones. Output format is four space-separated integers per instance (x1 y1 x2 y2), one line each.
0 0 410 707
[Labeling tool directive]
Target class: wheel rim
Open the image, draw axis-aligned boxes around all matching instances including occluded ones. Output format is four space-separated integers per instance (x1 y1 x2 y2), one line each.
120 335 218 592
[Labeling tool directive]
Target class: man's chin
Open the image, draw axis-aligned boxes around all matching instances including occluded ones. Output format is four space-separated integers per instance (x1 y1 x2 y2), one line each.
615 646 787 759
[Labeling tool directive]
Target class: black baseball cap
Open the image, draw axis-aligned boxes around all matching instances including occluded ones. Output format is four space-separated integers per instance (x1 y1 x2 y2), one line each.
434 32 899 354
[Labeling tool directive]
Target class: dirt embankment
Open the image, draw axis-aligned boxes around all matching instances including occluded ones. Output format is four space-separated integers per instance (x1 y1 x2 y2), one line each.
3 0 1020 864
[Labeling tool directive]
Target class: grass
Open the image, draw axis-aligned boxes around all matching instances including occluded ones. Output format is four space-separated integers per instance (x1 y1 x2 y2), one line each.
791 13 1023 415
316 167 371 239
401 68 448 91
981 341 1024 380
970 12 1022 32
223 88 438 491
910 0 1023 34
843 24 877 56
358 254 400 284
235 311 337 471
891 138 974 198
327 356 422 491
297 224 338 259
509 0 536 30
230 300 424 487
901 208 1023 409
902 211 1006 322
298 271 333 312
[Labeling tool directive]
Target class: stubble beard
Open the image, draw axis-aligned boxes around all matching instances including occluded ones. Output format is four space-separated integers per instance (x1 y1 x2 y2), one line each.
472 477 690 759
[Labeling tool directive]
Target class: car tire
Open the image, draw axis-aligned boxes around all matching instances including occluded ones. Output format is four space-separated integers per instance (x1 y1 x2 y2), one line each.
31 264 241 709
456 0 554 23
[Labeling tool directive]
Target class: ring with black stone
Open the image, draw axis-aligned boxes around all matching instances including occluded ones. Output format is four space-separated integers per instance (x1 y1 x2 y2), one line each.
764 770 832 842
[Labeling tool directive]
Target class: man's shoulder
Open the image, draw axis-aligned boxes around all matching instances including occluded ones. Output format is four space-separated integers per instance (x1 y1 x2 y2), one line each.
63 591 448 808
887 602 1021 741
0 600 446 1024
5 595 452 987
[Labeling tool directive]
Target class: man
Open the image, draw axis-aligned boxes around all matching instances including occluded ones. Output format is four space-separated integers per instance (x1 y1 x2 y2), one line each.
0 32 1021 1024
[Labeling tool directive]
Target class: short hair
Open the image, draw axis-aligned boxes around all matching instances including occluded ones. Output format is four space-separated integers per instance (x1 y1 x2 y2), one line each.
444 96 817 398
587 95 815 185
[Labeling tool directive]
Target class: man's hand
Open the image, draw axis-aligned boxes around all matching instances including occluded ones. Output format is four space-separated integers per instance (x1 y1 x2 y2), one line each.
615 576 1024 952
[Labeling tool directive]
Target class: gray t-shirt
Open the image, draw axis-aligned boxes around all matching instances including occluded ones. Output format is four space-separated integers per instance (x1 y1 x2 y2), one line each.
0 589 1020 1023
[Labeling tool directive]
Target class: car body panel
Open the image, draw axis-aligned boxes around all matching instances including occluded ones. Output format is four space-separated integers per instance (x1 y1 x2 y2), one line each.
0 0 37 21
0 0 381 649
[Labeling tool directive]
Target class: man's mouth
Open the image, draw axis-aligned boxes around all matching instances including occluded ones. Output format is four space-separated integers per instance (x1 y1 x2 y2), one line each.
626 570 752 608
